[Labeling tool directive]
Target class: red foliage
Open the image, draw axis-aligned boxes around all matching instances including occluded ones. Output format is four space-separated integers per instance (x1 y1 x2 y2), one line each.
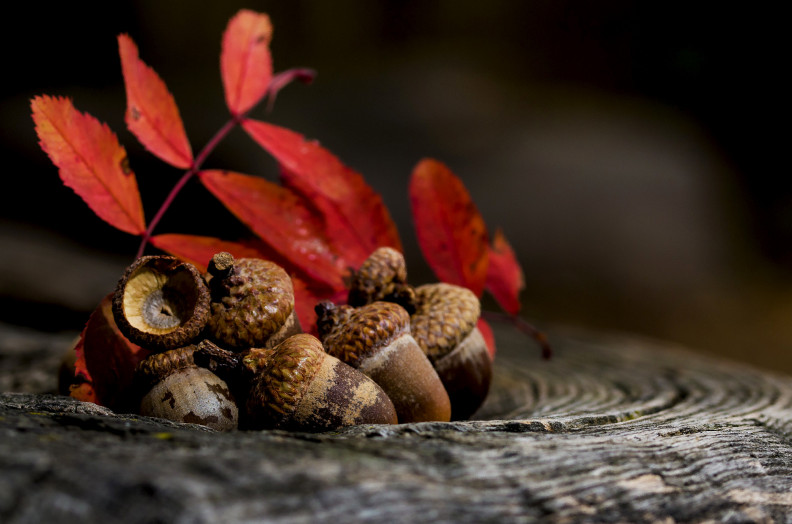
31 96 146 236
118 34 193 169
242 119 402 269
486 229 525 315
221 10 273 115
409 158 490 297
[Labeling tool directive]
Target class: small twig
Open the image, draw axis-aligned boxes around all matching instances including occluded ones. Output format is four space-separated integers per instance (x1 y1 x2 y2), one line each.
482 310 552 360
135 67 316 259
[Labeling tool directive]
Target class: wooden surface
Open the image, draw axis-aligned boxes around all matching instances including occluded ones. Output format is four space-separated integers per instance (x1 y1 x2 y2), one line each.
2 324 792 522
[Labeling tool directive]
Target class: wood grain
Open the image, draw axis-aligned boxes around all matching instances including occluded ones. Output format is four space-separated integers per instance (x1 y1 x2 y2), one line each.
2 325 792 523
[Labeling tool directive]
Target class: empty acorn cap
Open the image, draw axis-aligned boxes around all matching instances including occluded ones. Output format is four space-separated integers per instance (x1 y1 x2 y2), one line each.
207 252 301 350
246 333 398 431
113 256 211 352
347 247 416 312
411 283 491 420
317 301 451 423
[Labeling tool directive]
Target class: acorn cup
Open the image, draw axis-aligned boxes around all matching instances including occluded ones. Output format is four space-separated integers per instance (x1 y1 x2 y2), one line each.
135 345 238 431
205 252 301 351
316 301 452 423
347 247 416 313
411 283 492 421
112 255 211 352
194 335 398 431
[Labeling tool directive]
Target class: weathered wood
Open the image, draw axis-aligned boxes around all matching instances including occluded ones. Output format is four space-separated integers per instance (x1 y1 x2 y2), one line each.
2 324 792 523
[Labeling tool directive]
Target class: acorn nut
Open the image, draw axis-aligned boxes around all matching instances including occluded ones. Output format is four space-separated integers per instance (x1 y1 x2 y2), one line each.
112 256 211 352
241 334 398 431
206 252 301 351
411 283 492 420
317 301 452 423
136 345 239 431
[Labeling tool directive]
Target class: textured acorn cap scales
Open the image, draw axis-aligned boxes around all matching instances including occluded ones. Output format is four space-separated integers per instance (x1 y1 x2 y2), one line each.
246 334 397 431
112 256 211 352
136 345 239 431
347 247 416 312
206 252 301 351
317 301 451 423
411 283 492 420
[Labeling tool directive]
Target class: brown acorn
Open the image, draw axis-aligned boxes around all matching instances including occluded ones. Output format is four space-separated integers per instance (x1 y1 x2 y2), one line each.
237 334 397 431
136 345 238 431
317 301 451 423
411 283 491 420
347 247 416 313
112 256 211 352
206 252 301 351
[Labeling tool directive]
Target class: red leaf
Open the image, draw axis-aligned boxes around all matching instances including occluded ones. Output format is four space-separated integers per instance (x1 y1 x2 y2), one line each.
291 276 347 336
409 158 489 296
477 318 497 359
71 294 151 410
118 34 193 169
221 10 273 115
150 233 273 272
243 119 401 268
31 95 146 236
198 170 346 290
485 229 525 315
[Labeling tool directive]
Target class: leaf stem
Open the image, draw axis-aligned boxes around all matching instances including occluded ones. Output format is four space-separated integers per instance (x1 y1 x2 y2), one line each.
481 310 552 360
134 67 316 259
135 116 239 259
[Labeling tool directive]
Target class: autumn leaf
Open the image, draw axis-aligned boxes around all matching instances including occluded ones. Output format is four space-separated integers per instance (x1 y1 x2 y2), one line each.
477 318 497 359
198 169 346 290
221 10 273 115
243 119 401 268
71 294 151 410
409 158 489 296
150 233 275 272
118 34 193 169
485 229 525 315
291 276 347 336
31 95 146 236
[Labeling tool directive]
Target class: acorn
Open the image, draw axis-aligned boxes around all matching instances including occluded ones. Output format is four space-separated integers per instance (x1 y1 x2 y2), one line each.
316 301 451 423
411 283 491 420
196 335 397 431
206 252 301 351
136 345 238 431
347 247 416 313
112 256 211 352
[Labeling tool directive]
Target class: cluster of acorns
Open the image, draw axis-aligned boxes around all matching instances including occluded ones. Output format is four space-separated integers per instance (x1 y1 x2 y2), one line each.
111 247 492 432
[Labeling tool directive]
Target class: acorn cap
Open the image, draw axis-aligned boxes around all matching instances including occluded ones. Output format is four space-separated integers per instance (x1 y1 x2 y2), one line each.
136 344 197 390
113 256 211 352
410 283 480 363
207 253 300 350
347 247 416 312
246 334 397 431
410 283 490 420
318 301 451 423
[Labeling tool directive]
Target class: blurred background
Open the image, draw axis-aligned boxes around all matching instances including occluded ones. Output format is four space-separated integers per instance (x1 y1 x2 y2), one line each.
2 1 791 374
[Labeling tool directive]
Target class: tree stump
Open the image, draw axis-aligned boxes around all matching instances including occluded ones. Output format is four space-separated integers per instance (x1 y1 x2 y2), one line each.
2 325 792 522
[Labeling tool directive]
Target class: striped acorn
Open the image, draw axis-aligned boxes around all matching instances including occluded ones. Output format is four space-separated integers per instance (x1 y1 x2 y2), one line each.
206 252 301 351
316 300 451 423
195 335 398 431
411 283 491 420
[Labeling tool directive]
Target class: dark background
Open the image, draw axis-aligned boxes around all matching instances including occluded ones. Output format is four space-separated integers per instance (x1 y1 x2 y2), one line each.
2 2 791 372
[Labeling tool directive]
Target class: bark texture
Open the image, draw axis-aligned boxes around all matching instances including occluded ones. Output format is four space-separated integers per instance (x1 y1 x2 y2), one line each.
2 324 792 523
